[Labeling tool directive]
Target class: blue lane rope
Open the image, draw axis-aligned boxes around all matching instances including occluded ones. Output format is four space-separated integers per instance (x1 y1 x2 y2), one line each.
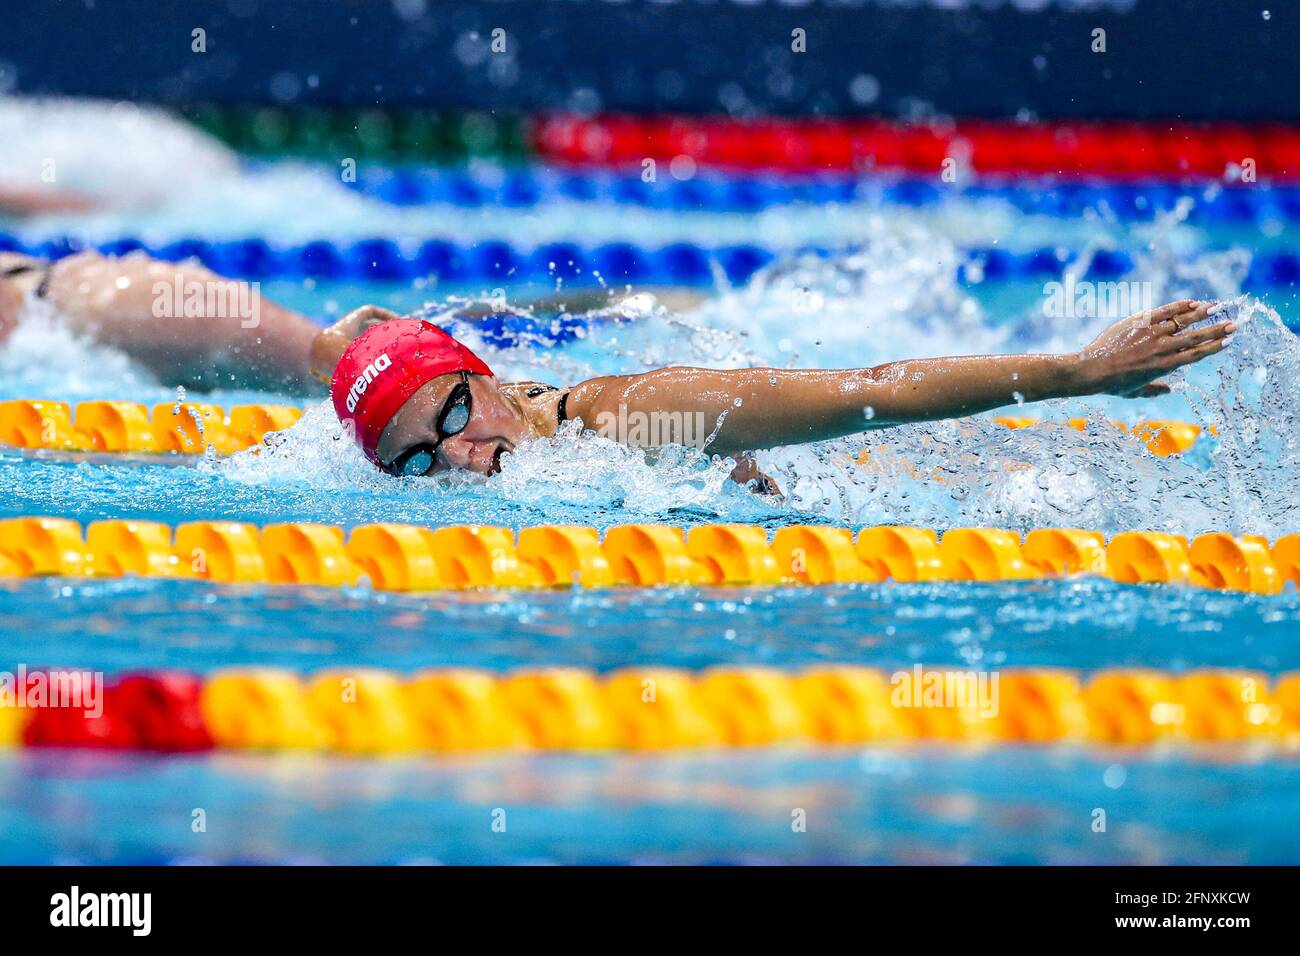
3 232 1297 291
2 234 1293 350
329 165 1300 225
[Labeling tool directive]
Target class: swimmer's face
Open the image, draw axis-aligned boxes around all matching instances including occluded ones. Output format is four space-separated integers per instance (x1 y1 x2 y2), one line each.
376 372 525 477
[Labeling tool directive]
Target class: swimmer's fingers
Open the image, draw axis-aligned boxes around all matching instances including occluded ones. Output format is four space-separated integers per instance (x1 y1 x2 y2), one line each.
1173 320 1236 350
1142 299 1197 327
310 305 403 381
1157 300 1213 333
332 304 402 336
1165 337 1230 372
1127 380 1172 398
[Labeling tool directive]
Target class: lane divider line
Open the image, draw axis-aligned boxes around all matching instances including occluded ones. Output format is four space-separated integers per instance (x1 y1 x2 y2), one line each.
3 665 1297 753
533 113 1300 179
0 401 302 456
0 401 1212 458
0 517 1295 593
6 234 1299 289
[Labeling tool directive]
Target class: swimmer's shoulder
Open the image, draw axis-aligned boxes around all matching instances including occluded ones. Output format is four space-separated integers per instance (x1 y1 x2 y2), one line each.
501 380 569 436
502 376 625 435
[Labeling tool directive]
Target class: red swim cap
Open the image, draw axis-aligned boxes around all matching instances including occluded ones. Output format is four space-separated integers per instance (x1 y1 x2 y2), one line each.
330 318 493 466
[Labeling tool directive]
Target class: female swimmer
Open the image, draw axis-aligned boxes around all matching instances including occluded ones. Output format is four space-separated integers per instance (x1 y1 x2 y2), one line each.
0 251 1236 486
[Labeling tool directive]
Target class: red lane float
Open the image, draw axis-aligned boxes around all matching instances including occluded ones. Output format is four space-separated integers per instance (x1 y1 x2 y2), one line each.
112 673 214 751
18 670 214 751
20 670 135 749
532 114 1300 179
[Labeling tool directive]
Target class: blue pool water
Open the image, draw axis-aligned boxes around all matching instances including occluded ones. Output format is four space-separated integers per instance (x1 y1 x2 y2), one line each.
4 748 1298 865
4 574 1300 677
3 119 1300 863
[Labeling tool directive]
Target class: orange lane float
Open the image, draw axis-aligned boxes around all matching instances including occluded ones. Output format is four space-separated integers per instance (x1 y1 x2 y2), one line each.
0 400 303 456
0 517 1293 594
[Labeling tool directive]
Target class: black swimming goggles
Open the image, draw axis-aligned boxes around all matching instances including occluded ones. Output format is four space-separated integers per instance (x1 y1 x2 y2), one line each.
384 371 474 477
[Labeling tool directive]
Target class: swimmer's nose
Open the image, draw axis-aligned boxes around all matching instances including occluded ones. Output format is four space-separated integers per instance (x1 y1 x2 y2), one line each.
437 434 477 473
438 435 502 476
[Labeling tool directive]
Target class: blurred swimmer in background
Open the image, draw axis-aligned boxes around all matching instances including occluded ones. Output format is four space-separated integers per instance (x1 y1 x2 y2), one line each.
0 96 239 218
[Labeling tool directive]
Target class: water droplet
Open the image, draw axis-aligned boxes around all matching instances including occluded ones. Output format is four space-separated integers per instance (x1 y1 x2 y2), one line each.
849 74 880 105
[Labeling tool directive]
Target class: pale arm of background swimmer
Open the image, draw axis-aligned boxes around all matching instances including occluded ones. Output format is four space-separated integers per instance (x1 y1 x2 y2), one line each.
564 300 1236 457
37 252 321 391
0 185 97 217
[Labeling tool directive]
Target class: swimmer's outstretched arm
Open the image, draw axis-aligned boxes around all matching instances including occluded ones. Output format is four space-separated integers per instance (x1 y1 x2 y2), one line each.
564 300 1235 456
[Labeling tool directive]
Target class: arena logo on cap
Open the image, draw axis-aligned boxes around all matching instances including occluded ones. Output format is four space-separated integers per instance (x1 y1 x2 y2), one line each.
345 353 393 413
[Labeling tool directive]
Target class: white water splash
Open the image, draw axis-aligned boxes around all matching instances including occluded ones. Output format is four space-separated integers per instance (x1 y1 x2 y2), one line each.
213 401 777 522
210 401 408 493
755 295 1299 536
495 420 770 517
0 299 149 401
434 224 998 385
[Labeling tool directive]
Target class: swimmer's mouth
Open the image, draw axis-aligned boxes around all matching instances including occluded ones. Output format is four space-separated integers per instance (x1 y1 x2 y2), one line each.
491 447 504 475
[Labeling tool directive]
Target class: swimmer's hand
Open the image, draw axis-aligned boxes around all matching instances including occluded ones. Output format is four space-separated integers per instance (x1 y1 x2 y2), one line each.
729 453 783 499
309 305 402 383
1075 300 1235 398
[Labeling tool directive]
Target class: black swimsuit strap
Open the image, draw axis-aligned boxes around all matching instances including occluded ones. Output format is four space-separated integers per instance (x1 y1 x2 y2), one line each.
556 390 570 424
